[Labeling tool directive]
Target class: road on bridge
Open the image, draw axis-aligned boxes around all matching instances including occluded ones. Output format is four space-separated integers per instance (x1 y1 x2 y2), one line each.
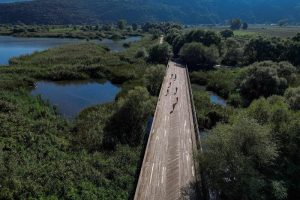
134 61 198 200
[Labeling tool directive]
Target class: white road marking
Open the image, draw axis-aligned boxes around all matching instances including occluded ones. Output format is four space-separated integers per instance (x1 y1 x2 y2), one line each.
192 166 195 177
164 130 166 138
161 167 166 184
150 163 154 184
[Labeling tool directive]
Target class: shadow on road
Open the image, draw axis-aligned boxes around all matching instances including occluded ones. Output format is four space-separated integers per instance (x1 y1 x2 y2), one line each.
180 182 198 200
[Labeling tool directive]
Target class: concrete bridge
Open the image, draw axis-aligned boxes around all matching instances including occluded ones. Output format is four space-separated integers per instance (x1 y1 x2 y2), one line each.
134 60 201 200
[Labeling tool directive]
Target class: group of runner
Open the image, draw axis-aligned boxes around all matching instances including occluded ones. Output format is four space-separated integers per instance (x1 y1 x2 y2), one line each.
166 73 179 114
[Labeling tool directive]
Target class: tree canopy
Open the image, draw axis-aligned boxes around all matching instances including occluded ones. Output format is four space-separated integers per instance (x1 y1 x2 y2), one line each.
179 42 219 69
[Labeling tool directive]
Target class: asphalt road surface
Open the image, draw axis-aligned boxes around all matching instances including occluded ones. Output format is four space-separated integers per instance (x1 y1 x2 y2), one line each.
134 61 198 200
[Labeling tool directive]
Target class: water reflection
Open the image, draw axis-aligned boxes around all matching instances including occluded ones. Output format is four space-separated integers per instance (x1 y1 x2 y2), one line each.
30 81 120 118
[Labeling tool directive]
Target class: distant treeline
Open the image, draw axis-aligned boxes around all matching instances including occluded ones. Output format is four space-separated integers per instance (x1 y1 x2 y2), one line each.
1 0 300 24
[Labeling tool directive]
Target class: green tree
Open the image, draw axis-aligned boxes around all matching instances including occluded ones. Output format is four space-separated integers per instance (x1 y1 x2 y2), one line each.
117 19 127 30
144 65 166 96
199 117 278 200
103 87 154 149
239 61 296 102
284 87 300 111
179 42 219 69
242 22 248 30
222 38 244 66
148 43 173 64
244 37 286 64
132 23 138 31
220 29 234 39
185 29 222 47
230 18 242 30
135 47 148 58
286 41 300 66
292 33 300 42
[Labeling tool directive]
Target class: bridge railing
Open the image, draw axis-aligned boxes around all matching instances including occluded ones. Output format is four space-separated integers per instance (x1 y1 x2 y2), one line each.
185 65 210 200
184 66 203 152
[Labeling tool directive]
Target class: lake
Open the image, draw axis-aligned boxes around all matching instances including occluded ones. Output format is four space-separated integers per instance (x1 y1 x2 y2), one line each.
30 81 120 118
0 35 141 65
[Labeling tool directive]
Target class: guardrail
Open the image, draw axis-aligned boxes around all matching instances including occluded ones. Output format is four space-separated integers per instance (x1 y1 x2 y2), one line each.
185 65 210 200
184 65 203 152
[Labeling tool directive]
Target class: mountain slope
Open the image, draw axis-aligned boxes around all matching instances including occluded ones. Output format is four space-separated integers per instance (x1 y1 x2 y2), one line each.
0 0 300 24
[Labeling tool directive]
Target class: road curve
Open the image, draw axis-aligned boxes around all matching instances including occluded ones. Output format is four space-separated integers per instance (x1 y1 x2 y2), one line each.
134 61 198 200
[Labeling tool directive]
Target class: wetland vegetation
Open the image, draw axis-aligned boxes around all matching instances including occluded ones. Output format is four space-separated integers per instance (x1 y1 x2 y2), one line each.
0 21 300 200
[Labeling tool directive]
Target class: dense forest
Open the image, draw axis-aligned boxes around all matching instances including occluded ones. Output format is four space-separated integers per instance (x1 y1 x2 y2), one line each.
0 0 300 24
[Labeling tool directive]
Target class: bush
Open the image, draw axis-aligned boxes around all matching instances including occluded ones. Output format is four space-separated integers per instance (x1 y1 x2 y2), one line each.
179 42 219 69
135 48 148 58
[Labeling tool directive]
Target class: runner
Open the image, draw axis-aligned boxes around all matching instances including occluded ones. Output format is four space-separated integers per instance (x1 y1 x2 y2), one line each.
174 87 178 95
165 89 169 96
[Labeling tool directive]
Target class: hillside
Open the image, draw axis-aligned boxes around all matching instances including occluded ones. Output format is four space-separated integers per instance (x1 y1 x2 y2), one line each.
0 0 300 24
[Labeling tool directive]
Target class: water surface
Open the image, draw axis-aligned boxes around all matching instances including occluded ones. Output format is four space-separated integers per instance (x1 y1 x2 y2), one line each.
208 91 227 107
192 84 227 106
100 36 141 52
0 36 81 65
31 81 120 118
0 36 141 65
